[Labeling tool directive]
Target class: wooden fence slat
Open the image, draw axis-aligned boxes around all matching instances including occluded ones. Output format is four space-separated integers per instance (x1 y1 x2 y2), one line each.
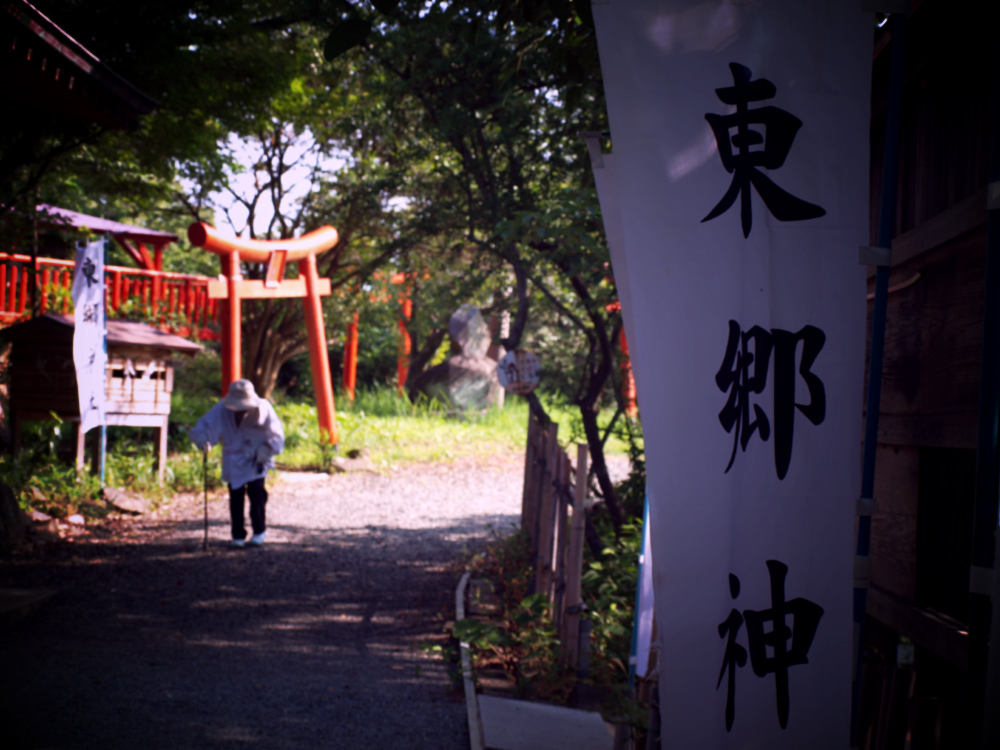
534 422 558 598
552 447 570 627
522 411 539 542
533 422 553 550
7 265 16 313
18 267 27 313
39 269 49 312
544 446 562 606
561 443 589 666
527 416 546 552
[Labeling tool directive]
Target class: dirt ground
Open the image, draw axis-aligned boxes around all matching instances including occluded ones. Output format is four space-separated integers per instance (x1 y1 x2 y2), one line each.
0 454 535 750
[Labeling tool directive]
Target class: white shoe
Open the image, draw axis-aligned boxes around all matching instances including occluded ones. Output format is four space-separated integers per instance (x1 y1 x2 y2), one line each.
247 532 266 547
229 538 245 548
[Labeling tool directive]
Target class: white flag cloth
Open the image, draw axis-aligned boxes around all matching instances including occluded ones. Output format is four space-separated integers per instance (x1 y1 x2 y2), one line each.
583 135 643 376
593 1 870 746
72 238 106 433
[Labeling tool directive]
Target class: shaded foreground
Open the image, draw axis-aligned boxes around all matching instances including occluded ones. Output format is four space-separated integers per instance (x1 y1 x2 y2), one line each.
0 459 525 749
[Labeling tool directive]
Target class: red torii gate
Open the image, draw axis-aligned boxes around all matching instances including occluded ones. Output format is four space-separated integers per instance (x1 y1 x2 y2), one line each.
188 222 340 445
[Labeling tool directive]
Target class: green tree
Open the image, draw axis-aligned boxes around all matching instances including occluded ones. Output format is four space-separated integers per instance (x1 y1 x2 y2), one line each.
314 0 628 529
3 0 311 229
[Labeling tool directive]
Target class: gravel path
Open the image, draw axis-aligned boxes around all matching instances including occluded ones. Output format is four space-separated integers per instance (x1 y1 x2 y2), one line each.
0 453 541 750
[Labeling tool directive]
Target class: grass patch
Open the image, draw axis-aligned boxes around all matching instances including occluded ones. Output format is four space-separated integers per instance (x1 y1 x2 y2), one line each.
0 386 634 520
274 388 632 471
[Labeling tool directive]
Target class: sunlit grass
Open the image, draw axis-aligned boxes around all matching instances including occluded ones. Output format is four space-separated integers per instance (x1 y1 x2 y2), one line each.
274 387 632 471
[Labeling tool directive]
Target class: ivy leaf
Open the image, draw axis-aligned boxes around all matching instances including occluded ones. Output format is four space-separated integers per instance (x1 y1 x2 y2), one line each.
573 0 595 29
323 18 373 61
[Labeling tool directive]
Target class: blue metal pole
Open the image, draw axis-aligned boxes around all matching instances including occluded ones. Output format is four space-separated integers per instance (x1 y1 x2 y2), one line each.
627 495 649 690
851 13 907 748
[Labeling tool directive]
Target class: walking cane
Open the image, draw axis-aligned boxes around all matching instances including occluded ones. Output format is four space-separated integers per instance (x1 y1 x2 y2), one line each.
203 446 209 551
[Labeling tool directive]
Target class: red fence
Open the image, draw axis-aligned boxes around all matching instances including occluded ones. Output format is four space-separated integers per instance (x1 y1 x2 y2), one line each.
0 253 220 340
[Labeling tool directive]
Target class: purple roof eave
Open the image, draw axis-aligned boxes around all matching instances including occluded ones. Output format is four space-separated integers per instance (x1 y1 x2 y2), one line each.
37 204 178 244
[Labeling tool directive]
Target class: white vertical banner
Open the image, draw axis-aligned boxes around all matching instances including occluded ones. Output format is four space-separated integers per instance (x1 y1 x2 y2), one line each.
583 133 643 377
73 238 106 433
593 1 870 746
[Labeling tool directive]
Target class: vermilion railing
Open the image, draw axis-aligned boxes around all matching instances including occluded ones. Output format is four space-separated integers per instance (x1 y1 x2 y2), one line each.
0 253 220 340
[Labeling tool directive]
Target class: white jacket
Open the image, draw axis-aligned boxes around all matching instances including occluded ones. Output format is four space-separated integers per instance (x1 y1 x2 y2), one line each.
189 400 285 489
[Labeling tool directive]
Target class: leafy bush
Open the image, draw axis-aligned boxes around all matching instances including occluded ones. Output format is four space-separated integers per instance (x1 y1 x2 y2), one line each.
457 440 647 706
0 416 103 518
581 520 642 684
459 530 576 702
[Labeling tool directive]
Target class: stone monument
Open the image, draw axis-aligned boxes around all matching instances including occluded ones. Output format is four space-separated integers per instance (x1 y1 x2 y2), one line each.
409 304 501 412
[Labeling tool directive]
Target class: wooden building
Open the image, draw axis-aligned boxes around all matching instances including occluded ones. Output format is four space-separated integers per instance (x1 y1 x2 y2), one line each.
860 1 996 747
0 0 156 132
1 313 201 481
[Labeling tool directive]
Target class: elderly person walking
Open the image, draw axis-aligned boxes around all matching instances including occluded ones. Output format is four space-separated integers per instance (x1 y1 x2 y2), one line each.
190 379 284 548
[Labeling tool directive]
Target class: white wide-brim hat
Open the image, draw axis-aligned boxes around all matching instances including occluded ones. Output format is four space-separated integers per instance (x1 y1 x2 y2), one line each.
222 379 260 411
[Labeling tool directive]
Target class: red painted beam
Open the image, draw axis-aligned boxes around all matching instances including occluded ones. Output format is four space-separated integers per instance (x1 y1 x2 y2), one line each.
188 223 339 263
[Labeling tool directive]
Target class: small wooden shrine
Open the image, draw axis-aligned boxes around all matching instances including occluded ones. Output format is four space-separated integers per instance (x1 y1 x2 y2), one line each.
1 313 201 481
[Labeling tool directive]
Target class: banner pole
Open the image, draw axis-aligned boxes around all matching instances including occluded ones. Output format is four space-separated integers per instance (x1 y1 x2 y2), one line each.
851 12 907 747
99 234 108 487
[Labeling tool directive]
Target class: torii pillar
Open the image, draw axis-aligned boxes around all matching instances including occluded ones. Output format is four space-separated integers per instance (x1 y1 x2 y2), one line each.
188 222 340 445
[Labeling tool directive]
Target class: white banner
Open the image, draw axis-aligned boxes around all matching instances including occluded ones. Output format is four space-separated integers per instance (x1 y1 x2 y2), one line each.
73 238 106 433
593 1 870 746
583 134 643 378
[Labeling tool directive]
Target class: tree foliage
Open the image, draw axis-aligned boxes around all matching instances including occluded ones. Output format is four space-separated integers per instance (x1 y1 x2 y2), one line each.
310 0 628 528
8 0 636 530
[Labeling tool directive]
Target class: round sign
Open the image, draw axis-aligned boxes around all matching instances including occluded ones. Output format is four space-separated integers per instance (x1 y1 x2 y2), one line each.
497 350 541 394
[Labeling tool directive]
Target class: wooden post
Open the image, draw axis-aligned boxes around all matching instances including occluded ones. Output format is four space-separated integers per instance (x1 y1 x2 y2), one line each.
526 416 546 552
40 268 49 312
552 447 570 622
221 252 241 394
562 443 589 666
533 422 555 551
18 266 27 314
9 265 18 313
75 421 86 473
343 312 359 401
155 415 167 484
151 274 162 321
521 411 539 537
302 253 338 445
535 422 559 599
397 296 412 396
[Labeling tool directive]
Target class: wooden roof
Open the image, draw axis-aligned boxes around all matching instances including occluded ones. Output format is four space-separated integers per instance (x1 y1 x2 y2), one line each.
37 204 178 245
0 313 202 356
0 0 156 130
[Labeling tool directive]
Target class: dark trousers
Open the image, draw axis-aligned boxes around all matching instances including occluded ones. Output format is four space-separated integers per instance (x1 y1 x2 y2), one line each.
229 478 267 540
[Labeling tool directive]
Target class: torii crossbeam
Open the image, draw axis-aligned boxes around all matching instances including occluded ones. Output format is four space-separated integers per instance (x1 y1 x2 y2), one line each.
188 222 339 445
